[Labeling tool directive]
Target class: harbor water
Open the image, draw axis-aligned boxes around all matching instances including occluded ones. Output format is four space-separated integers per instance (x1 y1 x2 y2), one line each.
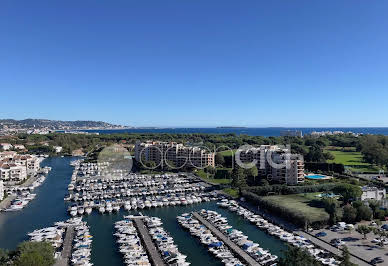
0 157 287 265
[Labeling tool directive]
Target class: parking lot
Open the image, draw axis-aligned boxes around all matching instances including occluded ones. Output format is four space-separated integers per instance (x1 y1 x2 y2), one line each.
311 222 388 265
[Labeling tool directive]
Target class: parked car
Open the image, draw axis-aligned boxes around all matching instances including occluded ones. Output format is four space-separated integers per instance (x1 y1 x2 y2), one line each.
371 257 384 265
330 238 344 247
381 224 388 231
315 232 327 237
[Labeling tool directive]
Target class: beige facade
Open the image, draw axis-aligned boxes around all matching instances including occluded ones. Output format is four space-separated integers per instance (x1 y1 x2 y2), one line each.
238 145 304 185
135 141 215 169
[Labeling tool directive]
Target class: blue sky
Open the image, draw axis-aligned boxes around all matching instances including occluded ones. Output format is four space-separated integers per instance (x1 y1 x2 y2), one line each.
1 0 387 127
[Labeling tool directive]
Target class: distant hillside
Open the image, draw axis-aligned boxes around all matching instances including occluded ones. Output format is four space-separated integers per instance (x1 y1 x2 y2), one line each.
0 119 127 130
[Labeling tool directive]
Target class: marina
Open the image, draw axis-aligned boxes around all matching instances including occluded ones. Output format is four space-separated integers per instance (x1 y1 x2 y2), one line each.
0 157 288 266
196 210 278 265
65 161 217 217
0 165 51 212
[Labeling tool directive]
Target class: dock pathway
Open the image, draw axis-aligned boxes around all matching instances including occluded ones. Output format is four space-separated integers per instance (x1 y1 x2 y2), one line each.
132 218 166 266
192 212 260 266
54 225 75 266
0 195 16 211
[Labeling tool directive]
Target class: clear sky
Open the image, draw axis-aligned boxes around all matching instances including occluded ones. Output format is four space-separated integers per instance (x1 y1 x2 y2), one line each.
1 0 387 127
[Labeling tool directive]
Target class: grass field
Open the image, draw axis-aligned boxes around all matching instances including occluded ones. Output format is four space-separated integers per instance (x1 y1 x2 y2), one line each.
261 193 329 223
326 149 380 173
223 188 239 198
195 169 232 184
217 149 236 156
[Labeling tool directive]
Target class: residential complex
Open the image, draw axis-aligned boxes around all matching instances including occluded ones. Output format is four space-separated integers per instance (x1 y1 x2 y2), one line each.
237 145 305 185
0 152 41 182
135 141 215 169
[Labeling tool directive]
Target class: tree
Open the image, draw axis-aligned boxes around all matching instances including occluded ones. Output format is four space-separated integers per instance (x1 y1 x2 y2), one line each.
14 241 55 266
356 225 372 239
305 144 326 162
204 166 216 175
322 197 339 225
356 205 372 221
215 153 225 166
372 228 387 247
278 245 321 266
339 246 356 266
334 184 362 204
231 167 247 189
0 248 9 265
323 152 335 161
244 165 258 184
368 200 380 219
342 205 357 224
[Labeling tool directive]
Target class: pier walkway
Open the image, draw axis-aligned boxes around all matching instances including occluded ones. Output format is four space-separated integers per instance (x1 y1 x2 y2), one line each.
132 218 166 266
0 195 16 211
192 212 260 266
54 225 75 266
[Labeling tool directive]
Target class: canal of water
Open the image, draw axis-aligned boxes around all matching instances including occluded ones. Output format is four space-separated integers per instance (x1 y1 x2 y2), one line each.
0 157 287 266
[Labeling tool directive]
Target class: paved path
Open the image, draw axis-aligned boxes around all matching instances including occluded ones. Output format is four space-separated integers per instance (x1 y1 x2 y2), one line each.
192 212 260 266
297 231 370 266
20 174 41 188
0 195 16 211
54 225 75 266
133 218 166 266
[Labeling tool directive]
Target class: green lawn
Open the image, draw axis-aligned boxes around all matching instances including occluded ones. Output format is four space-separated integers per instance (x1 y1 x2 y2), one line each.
223 188 239 198
195 169 232 184
326 149 380 173
326 150 369 165
217 149 236 156
261 193 329 223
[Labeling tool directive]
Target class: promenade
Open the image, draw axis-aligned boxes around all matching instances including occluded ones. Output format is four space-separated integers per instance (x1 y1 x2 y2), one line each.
192 212 260 266
54 225 75 266
132 218 166 266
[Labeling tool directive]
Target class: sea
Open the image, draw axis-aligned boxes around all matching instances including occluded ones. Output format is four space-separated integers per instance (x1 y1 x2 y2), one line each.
80 127 388 136
0 157 287 266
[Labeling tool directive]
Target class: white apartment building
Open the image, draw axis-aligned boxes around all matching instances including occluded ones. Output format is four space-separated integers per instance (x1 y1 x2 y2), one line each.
361 186 386 201
0 143 13 151
0 180 4 200
238 145 304 185
0 163 27 182
135 141 215 169
13 155 40 175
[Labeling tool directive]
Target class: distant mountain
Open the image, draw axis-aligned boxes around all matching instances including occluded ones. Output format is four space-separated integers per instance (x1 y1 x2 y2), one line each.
0 119 129 130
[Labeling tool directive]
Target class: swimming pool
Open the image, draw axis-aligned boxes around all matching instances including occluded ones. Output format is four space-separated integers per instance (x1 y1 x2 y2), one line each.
306 174 327 179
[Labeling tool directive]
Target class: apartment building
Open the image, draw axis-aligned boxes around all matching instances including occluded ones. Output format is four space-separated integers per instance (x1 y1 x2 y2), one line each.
0 162 27 182
0 152 40 182
135 141 215 169
238 145 304 185
361 186 386 201
13 155 40 175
